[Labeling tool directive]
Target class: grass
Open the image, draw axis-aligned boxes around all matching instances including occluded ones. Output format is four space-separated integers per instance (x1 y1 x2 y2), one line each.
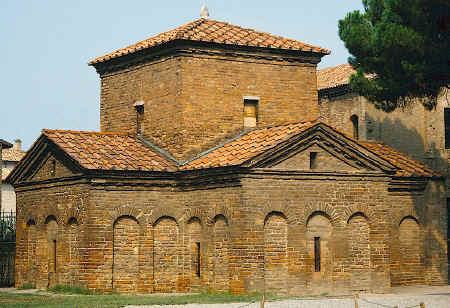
16 284 35 290
0 290 273 308
47 285 93 295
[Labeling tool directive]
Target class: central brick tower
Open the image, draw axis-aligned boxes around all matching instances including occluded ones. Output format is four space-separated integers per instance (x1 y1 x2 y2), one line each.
89 17 330 161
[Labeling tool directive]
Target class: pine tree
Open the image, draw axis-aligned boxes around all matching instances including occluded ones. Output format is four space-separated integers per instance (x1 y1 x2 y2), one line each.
338 0 450 111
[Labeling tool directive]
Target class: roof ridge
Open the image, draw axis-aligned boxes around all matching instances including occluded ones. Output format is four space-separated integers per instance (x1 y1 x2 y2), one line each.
253 119 319 130
89 18 330 65
42 129 132 136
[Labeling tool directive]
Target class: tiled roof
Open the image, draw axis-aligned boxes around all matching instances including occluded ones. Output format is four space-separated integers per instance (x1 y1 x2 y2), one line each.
40 126 438 178
43 130 176 172
360 141 440 177
89 18 330 65
181 121 318 170
2 148 26 162
317 63 355 90
181 121 438 178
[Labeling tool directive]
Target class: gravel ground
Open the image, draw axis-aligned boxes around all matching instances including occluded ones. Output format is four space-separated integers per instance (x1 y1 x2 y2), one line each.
125 290 450 308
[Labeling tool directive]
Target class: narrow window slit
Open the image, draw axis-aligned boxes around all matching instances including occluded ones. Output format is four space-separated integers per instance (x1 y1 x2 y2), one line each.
314 237 320 272
310 152 318 169
196 242 201 277
53 239 57 272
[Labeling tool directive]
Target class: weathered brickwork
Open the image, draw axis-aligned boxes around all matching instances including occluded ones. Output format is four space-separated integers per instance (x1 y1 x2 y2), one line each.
99 51 319 161
13 162 448 295
10 20 448 296
318 89 449 175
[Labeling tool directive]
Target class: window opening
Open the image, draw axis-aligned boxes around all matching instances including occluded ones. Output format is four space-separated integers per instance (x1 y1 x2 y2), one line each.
53 239 57 272
445 108 450 149
243 98 259 128
51 160 56 177
314 237 320 272
310 152 318 169
196 242 201 277
350 115 359 140
134 101 145 135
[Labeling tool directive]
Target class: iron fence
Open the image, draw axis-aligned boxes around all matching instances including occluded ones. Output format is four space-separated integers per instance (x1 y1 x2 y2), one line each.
0 211 15 286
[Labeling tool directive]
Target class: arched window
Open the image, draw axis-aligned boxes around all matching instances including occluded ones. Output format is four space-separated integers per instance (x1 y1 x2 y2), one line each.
350 115 359 140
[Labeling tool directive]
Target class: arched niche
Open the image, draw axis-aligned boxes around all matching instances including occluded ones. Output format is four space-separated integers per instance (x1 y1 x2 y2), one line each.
186 217 202 291
347 212 370 292
153 216 179 293
112 215 139 293
306 211 332 288
45 215 58 287
264 211 288 295
212 214 229 292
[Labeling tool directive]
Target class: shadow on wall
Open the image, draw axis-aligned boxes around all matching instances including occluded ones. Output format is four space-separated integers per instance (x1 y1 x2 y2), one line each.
365 114 449 284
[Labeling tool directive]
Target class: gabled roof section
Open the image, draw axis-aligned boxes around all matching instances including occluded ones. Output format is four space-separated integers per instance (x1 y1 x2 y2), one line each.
181 121 439 178
181 121 395 170
89 18 330 65
360 141 440 178
181 121 318 170
317 63 355 90
42 130 177 172
0 139 12 149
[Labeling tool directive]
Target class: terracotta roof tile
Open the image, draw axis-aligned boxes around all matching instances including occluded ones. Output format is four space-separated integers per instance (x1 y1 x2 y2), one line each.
43 130 176 172
40 125 438 178
89 18 330 65
317 63 377 90
181 121 318 170
181 121 439 178
317 63 356 90
360 141 440 177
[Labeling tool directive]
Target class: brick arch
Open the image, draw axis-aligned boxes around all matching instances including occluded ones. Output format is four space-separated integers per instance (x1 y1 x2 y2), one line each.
343 204 374 224
303 203 340 227
63 208 84 226
23 211 38 226
109 206 146 226
149 206 182 226
38 206 62 225
256 203 296 225
183 207 206 225
207 205 232 226
393 208 423 227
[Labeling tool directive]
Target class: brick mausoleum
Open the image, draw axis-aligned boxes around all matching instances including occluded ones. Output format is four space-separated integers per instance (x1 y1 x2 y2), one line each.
7 14 448 295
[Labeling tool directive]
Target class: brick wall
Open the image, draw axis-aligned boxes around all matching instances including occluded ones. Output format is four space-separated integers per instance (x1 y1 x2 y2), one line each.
319 89 450 175
99 50 319 161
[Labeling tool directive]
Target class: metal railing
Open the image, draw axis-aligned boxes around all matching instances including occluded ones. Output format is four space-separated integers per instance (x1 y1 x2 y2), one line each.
0 211 15 242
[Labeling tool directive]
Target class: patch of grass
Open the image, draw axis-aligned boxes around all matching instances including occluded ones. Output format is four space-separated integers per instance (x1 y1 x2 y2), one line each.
0 290 274 308
47 284 92 295
17 283 35 290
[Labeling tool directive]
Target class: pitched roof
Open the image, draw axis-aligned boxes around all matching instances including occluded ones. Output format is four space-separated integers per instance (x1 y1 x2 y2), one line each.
317 63 355 90
2 148 26 162
180 120 319 170
182 121 438 178
0 139 12 149
360 141 440 178
30 125 438 179
89 18 330 65
43 130 177 172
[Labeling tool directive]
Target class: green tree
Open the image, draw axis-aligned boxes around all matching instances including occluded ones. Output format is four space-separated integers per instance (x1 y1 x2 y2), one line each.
338 0 450 111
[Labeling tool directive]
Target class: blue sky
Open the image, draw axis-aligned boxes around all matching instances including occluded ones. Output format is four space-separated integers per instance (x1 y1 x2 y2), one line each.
0 0 364 150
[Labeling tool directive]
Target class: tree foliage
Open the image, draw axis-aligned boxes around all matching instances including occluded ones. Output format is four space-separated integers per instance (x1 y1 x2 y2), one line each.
339 0 450 111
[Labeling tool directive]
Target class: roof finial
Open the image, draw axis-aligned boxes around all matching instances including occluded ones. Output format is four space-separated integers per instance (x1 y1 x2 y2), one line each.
200 5 209 19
